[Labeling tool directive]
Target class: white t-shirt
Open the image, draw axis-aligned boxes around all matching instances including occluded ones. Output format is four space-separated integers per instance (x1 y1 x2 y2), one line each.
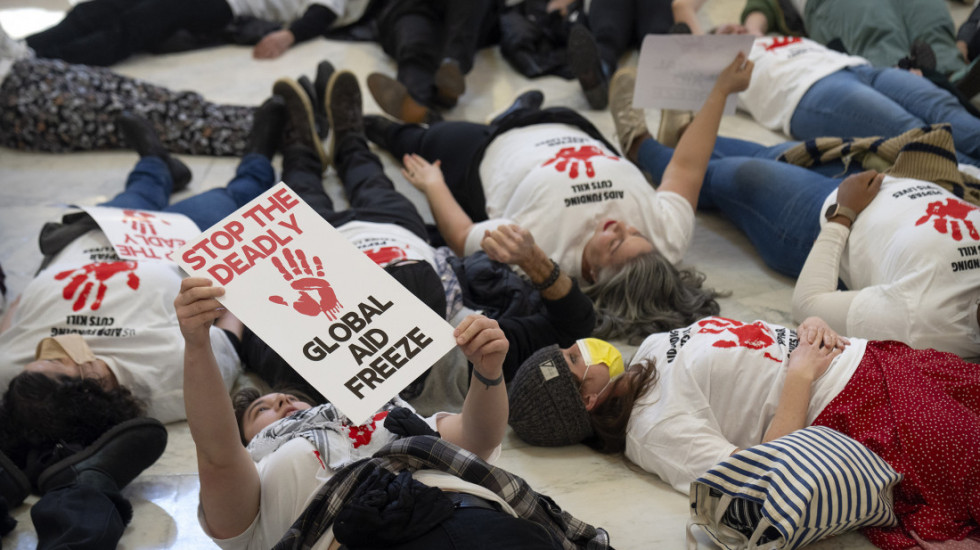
0 230 240 423
624 317 866 494
737 37 868 135
226 0 369 27
469 124 695 279
820 176 980 357
201 411 508 550
338 221 437 270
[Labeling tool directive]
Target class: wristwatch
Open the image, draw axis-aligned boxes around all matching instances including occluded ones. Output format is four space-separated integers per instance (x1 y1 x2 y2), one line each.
824 203 857 223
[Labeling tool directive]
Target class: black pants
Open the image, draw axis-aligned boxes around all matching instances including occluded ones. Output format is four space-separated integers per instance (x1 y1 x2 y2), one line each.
589 0 674 70
377 0 499 106
241 135 432 393
344 508 562 550
26 0 233 66
31 485 127 550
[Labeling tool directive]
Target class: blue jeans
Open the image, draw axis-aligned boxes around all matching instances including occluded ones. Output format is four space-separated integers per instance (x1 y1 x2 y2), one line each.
790 65 980 166
636 137 842 277
101 154 275 230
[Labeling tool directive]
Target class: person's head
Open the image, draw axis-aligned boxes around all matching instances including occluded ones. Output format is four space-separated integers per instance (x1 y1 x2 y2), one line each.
232 387 315 444
583 251 724 345
1 371 145 461
508 345 658 453
581 220 655 283
24 335 118 390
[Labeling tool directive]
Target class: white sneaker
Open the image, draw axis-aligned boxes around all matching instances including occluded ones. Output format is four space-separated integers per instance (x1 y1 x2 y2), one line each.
608 67 647 156
656 109 695 149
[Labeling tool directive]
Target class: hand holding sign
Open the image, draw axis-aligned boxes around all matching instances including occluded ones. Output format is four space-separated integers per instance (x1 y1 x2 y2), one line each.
174 278 226 347
714 52 754 95
268 247 343 320
454 314 508 381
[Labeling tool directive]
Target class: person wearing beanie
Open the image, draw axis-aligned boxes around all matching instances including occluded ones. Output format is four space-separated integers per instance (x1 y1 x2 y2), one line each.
508 315 980 549
612 65 980 358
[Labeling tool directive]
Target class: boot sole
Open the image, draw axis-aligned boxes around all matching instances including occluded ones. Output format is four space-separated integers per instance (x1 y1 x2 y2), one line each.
434 60 465 107
366 73 433 125
272 78 329 170
326 70 364 162
568 26 608 110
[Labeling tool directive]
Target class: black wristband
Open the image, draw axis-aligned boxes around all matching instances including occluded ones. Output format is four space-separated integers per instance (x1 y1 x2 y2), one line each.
531 259 560 291
472 367 504 389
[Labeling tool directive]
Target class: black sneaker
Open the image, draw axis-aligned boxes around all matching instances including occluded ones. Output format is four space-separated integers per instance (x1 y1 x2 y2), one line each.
245 96 286 159
37 417 167 495
273 77 328 171
488 90 544 126
326 70 365 161
568 24 610 110
116 112 192 192
0 450 29 508
297 75 328 140
364 115 398 153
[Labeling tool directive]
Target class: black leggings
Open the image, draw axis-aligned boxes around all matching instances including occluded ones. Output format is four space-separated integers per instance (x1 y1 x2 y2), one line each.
26 0 233 66
589 0 674 70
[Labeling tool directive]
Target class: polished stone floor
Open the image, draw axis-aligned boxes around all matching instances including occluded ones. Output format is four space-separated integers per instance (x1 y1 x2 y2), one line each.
1 1 974 548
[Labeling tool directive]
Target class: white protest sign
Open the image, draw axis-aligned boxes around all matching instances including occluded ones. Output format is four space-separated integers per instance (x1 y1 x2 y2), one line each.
81 206 201 262
174 183 456 423
634 34 755 114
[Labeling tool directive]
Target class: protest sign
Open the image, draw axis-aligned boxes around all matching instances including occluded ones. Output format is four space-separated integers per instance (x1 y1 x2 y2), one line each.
174 183 456 422
634 34 755 114
81 206 200 262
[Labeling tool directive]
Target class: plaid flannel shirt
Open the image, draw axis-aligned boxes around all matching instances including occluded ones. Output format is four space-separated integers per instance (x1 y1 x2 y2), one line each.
272 435 611 550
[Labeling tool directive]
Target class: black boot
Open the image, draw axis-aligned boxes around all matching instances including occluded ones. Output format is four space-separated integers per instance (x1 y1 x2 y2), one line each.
245 96 286 159
434 58 465 108
489 90 544 126
273 78 328 171
116 112 192 192
567 24 610 110
326 70 365 160
364 115 398 153
37 417 167 496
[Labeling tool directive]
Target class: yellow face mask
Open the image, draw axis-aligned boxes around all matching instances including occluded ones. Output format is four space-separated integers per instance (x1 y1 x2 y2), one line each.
576 338 624 379
35 334 97 364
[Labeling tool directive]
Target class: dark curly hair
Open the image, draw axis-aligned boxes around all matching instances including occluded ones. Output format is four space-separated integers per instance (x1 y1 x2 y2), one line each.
0 372 145 468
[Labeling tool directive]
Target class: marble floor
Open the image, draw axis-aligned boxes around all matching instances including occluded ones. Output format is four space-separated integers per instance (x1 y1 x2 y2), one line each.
1 1 975 548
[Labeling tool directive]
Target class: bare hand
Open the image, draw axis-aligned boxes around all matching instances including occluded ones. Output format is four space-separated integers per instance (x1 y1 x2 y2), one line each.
714 52 754 95
454 314 508 379
401 154 446 193
712 23 748 35
481 224 538 265
175 278 226 346
796 317 849 351
837 170 884 216
787 326 842 383
253 30 295 59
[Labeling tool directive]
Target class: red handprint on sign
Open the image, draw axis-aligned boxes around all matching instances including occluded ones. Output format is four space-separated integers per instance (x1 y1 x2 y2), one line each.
541 146 619 179
268 247 343 320
696 318 781 363
121 210 171 236
364 246 407 266
54 261 140 312
914 198 980 241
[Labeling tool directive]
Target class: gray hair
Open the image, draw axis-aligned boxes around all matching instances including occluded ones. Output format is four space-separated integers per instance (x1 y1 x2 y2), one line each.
582 251 724 344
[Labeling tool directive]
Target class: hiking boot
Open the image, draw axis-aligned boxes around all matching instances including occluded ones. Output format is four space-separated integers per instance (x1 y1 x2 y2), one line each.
273 77 328 171
568 24 610 110
116 112 192 192
367 72 441 125
245 95 286 159
608 67 649 157
37 417 167 495
326 70 365 160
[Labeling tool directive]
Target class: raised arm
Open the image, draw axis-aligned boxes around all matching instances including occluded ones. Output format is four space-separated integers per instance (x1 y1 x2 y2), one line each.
791 171 883 331
436 315 509 460
402 153 474 256
657 52 753 209
175 278 260 539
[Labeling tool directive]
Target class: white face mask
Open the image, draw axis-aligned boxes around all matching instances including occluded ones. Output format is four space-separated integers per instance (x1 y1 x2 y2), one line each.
581 362 613 400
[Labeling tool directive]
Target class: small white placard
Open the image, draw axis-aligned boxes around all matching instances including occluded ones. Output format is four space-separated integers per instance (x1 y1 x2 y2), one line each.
174 183 456 423
634 35 755 114
81 206 201 262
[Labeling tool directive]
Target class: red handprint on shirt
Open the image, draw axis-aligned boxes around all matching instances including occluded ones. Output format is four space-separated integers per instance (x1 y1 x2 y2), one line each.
268 247 343 320
541 146 618 179
364 246 407 266
54 261 140 311
345 411 390 448
696 318 781 362
914 198 980 241
764 36 802 51
121 210 171 236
